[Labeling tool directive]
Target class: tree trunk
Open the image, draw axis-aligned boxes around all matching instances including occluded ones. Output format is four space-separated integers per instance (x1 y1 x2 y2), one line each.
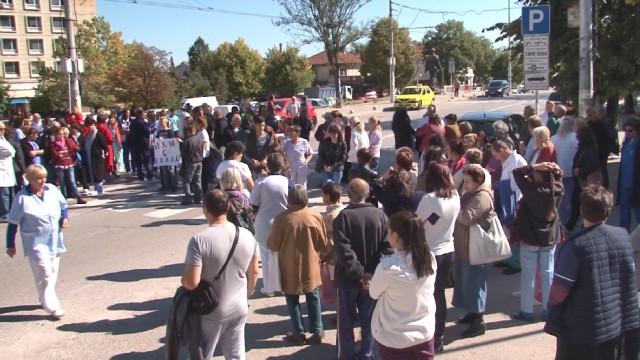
328 52 342 108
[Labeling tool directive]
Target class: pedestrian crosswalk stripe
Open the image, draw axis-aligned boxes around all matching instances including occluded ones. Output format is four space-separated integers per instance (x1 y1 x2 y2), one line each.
144 208 191 219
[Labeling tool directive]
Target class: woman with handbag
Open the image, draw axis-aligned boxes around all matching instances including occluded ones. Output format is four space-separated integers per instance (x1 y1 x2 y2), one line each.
452 165 494 338
566 126 601 232
510 163 563 322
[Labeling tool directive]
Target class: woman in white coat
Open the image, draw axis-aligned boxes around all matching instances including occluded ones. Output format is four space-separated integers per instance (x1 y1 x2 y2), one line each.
0 124 16 222
250 152 289 297
347 117 369 168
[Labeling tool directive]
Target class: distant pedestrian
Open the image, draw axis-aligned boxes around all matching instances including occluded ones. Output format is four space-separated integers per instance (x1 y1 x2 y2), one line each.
368 117 382 171
454 79 461 97
84 118 109 198
283 125 312 188
179 123 203 205
391 108 415 150
618 118 640 231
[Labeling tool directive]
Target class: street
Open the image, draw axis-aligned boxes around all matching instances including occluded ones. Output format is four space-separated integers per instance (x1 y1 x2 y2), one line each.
0 90 622 359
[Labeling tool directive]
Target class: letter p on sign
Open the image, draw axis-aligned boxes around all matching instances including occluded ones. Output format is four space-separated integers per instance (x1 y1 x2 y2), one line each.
522 5 550 35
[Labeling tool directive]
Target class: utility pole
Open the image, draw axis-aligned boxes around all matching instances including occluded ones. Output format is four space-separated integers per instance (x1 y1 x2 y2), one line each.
507 0 512 89
389 0 395 103
64 0 81 111
578 0 593 116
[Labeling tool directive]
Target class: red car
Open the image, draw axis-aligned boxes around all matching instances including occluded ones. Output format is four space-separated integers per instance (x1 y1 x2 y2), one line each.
273 98 318 128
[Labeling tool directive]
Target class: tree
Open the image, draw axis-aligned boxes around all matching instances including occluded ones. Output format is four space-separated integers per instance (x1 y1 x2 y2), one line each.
0 77 9 115
274 0 372 106
422 20 497 85
486 0 640 107
491 49 523 85
34 68 68 110
187 36 210 72
262 46 315 98
360 18 419 90
119 43 175 108
176 71 214 99
52 17 130 111
206 39 264 100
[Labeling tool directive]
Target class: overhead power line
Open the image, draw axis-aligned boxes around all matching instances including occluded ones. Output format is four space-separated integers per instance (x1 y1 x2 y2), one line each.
391 2 510 16
103 0 278 19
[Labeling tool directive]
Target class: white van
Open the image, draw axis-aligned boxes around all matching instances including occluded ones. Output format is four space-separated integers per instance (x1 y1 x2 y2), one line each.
179 96 218 110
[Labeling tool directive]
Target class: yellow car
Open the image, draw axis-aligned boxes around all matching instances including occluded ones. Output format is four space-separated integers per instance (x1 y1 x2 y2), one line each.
394 85 435 110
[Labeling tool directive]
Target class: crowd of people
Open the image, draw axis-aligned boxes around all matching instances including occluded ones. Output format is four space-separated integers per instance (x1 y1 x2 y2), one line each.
4 95 640 359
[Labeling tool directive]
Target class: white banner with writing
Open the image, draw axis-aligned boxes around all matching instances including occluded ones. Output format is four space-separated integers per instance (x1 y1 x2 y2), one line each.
153 138 181 166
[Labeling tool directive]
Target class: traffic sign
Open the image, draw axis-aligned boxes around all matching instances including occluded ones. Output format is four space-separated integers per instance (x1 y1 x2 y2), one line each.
448 59 455 73
522 5 551 35
524 58 549 72
524 72 549 90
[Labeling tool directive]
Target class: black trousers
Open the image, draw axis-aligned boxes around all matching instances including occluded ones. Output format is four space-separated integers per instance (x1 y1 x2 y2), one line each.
434 252 455 339
566 177 582 231
555 336 619 360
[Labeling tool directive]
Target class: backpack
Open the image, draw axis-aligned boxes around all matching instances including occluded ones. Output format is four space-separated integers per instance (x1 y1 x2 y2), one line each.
228 197 255 235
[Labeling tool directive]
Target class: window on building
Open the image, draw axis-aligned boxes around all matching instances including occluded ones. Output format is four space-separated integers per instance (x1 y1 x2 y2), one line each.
0 16 16 32
1 38 17 55
0 0 14 9
54 59 63 73
27 39 43 55
29 61 43 77
4 61 20 78
50 0 63 10
24 0 39 9
51 17 65 33
339 68 347 76
26 16 42 32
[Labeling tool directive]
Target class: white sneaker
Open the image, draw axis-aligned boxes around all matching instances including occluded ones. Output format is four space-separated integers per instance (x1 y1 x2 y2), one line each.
260 288 274 297
511 290 521 298
51 308 65 319
82 188 91 195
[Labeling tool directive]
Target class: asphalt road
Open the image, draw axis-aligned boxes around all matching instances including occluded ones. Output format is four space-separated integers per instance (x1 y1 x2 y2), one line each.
0 90 624 360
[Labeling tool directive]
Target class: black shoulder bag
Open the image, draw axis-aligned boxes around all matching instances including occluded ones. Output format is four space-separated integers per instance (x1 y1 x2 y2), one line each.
189 225 240 315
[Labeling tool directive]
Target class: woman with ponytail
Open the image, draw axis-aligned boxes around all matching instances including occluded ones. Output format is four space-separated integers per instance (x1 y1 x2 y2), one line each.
368 210 437 359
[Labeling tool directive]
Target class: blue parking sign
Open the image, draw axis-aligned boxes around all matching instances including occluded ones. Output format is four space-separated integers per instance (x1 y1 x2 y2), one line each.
522 5 551 35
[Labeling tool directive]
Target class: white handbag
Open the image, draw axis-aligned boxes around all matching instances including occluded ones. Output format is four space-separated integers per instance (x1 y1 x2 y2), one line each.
469 212 512 265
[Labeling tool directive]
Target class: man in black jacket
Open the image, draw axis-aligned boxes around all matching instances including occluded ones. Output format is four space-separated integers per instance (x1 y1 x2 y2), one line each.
180 124 203 205
545 185 640 360
127 107 154 181
333 178 389 360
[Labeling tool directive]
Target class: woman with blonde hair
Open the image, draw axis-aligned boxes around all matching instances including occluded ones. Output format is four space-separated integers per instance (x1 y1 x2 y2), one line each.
368 116 383 171
529 126 557 165
347 116 369 169
220 168 254 233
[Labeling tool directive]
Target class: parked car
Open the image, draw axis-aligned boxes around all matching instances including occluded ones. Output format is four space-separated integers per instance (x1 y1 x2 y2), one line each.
364 91 378 99
485 80 511 97
394 85 435 110
548 91 564 105
458 111 526 141
272 97 319 128
308 98 330 109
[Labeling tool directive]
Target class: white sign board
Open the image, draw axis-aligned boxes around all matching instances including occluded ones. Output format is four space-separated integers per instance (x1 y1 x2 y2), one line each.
153 138 181 166
524 58 549 72
448 59 455 73
524 72 549 90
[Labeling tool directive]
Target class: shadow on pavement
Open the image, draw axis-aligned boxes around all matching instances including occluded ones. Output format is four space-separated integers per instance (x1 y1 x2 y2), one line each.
0 304 41 314
264 343 335 359
110 347 165 360
443 327 545 355
141 218 207 228
86 263 183 282
0 304 54 322
57 298 171 335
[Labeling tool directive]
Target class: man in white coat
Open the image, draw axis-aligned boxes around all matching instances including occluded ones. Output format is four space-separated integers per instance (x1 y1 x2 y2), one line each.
0 122 16 222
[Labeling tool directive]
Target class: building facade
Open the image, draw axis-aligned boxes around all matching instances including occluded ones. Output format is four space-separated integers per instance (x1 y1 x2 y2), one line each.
0 0 96 104
307 51 365 97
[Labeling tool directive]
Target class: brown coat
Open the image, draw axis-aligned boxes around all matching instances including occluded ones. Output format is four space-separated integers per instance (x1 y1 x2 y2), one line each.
267 205 329 294
453 189 494 261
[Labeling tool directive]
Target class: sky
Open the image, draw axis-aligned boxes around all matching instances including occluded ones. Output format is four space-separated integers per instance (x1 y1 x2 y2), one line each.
97 0 523 64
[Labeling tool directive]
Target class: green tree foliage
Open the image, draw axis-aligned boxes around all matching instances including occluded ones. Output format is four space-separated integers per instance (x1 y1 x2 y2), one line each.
52 17 130 111
206 38 264 100
34 68 68 110
274 0 372 106
486 0 640 104
262 46 314 98
422 20 497 85
0 77 9 115
491 49 524 85
119 43 175 109
187 36 210 72
360 18 419 90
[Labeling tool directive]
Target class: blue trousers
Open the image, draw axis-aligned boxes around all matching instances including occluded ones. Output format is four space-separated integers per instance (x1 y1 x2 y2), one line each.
558 177 574 225
284 288 323 335
320 170 343 184
0 186 11 219
452 260 488 313
337 288 376 360
619 187 640 232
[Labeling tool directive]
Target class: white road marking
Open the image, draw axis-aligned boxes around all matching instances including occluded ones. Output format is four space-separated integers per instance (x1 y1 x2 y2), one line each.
144 208 191 219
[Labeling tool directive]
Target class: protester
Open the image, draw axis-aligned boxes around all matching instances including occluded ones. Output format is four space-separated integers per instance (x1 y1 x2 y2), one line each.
268 185 328 345
452 165 493 338
4 127 25 195
180 123 203 205
245 117 274 177
50 127 86 204
219 168 253 233
566 126 601 232
415 161 460 352
21 128 43 167
316 123 347 185
107 114 123 177
155 117 178 192
283 125 313 188
618 118 640 231
118 109 133 175
221 114 242 148
391 108 415 149
510 163 563 322
217 141 254 197
96 114 115 179
545 185 640 360
0 122 16 222
180 189 260 359
529 126 557 164
347 117 369 170
128 108 153 181
320 182 344 282
334 178 390 360
251 152 289 297
448 141 467 178
416 114 444 153
370 210 437 359
374 168 424 217
84 118 109 198
551 117 578 225
194 116 214 194
5 164 69 319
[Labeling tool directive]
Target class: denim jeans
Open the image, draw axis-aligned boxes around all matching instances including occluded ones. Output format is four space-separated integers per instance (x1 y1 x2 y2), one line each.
452 260 488 313
369 157 379 172
337 288 376 360
159 166 178 189
284 288 323 335
0 186 11 219
520 244 555 313
434 252 455 339
320 169 343 184
122 143 133 173
619 187 640 231
55 167 79 198
558 177 574 225
182 162 202 202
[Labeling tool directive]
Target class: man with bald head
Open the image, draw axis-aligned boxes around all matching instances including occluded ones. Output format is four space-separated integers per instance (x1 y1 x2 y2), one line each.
333 178 390 360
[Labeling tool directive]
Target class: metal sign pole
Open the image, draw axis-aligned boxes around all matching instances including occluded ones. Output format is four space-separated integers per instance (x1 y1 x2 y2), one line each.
535 90 539 114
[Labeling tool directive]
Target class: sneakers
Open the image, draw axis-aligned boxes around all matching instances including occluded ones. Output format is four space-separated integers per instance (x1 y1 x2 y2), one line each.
511 311 535 322
284 332 306 346
51 308 65 319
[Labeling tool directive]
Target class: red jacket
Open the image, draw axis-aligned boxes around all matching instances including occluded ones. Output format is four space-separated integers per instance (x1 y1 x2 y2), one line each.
50 137 80 167
66 113 83 126
535 145 557 164
416 123 444 153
